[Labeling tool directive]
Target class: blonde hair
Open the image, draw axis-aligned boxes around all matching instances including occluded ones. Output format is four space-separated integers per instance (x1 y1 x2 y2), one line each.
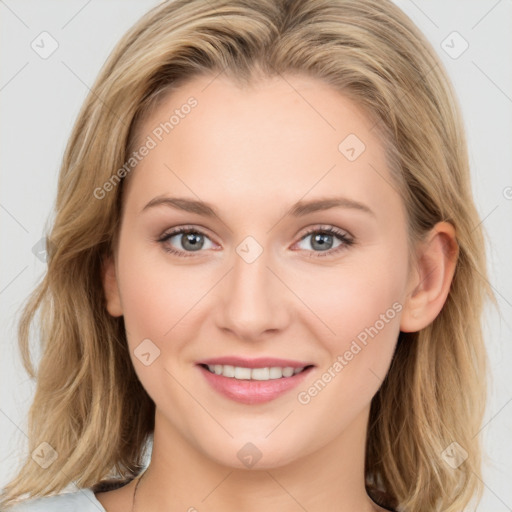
1 1 494 510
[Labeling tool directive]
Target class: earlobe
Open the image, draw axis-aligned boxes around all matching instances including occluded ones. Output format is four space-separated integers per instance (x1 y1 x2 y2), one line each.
400 222 458 333
101 255 123 317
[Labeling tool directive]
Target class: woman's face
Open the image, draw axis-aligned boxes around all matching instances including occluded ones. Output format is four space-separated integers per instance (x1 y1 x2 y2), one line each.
104 73 415 469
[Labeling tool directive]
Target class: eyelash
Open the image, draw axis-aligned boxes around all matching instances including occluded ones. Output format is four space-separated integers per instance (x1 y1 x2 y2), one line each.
157 225 354 258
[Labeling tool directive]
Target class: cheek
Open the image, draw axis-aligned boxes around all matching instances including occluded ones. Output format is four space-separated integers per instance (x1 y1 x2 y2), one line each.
115 241 210 402
294 258 405 436
307 259 405 341
303 244 408 382
116 240 208 341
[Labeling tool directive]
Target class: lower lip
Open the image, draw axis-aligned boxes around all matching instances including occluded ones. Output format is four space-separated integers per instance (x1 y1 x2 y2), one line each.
197 365 314 405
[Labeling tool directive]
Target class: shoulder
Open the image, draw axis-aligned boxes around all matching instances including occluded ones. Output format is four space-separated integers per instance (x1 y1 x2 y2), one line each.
7 488 106 512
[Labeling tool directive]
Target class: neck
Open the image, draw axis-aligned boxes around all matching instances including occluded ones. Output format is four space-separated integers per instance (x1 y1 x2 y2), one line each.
135 405 381 512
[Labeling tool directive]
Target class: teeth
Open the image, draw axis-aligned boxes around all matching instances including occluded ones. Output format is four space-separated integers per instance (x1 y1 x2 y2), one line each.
282 367 294 377
223 365 235 378
269 367 282 379
251 367 270 380
205 364 306 380
234 366 251 379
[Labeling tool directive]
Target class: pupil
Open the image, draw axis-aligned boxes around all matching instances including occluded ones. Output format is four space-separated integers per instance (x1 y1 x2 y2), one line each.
183 232 203 251
312 233 333 251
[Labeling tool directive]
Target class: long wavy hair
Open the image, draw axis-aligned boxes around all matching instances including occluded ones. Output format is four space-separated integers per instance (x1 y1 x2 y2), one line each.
1 1 494 510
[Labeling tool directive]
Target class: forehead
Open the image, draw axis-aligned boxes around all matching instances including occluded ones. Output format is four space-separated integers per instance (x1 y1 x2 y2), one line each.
123 73 400 220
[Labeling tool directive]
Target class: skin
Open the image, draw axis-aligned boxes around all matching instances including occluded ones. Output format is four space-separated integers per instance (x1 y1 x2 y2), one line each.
97 73 458 512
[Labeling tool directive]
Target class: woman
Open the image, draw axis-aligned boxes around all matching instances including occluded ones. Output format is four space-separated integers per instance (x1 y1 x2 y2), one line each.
1 0 492 511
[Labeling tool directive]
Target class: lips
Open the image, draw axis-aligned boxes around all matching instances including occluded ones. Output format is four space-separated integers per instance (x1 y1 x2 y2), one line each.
196 356 312 369
195 356 315 405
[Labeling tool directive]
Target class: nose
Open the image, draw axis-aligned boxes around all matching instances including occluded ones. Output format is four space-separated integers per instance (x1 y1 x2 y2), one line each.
215 241 290 342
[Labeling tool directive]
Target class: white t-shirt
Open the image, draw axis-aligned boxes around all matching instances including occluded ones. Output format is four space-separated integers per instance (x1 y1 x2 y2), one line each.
7 489 106 511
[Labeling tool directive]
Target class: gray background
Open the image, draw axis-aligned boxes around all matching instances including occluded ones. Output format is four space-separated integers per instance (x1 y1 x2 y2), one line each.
1 1 511 510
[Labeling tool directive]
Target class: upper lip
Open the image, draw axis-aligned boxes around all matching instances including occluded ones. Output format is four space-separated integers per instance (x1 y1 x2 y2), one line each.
196 356 314 369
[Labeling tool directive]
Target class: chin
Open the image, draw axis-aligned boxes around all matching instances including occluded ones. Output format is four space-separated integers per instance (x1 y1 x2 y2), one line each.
199 434 309 471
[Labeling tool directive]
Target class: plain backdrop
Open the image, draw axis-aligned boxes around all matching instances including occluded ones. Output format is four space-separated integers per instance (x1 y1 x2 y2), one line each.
1 1 511 510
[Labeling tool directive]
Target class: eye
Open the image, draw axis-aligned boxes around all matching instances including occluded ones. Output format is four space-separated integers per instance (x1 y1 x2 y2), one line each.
294 226 354 257
157 225 354 258
157 226 217 257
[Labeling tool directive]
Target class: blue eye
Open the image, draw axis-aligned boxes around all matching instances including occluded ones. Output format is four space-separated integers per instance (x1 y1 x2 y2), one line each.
157 225 354 258
157 227 216 257
295 226 354 257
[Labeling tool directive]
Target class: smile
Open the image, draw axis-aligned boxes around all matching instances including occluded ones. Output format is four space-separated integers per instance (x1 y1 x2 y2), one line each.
197 363 314 405
201 364 311 380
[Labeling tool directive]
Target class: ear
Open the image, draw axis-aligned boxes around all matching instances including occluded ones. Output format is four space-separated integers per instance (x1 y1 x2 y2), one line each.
400 221 458 333
101 254 123 317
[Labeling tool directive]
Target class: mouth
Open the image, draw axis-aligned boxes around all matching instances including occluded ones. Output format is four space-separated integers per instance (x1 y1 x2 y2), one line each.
198 363 314 381
196 359 315 405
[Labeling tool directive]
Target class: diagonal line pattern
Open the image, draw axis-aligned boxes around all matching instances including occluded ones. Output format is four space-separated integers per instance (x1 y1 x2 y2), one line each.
367 162 403 200
275 72 336 130
200 69 226 92
0 408 105 511
0 265 29 295
265 410 294 438
61 0 93 30
368 367 383 383
266 164 337 235
61 61 129 128
472 470 512 510
7 2 509 508
163 367 234 438
265 471 310 512
163 163 232 234
265 266 336 336
0 62 29 92
472 395 512 439
163 267 234 336
200 470 233 502
0 0 29 28
0 203 29 233
474 265 511 308
368 61 440 136
470 205 499 234
472 61 512 105
0 407 28 439
407 0 439 29
192 0 337 130
471 0 503 30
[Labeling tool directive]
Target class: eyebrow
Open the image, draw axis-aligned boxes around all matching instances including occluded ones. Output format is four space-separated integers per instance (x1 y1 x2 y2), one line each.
141 195 375 218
